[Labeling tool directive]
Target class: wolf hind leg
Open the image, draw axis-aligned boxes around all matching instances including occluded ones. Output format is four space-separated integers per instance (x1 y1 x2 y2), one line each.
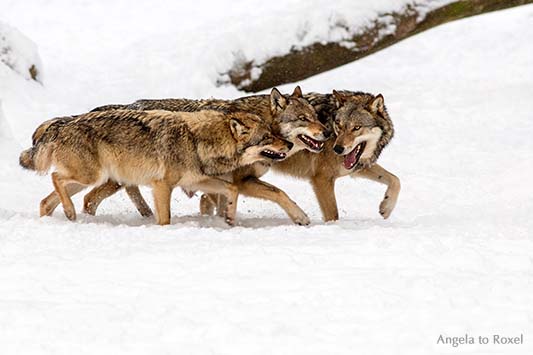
83 181 153 217
83 180 123 215
199 194 228 217
237 176 310 225
199 193 217 216
40 184 85 217
215 195 228 217
125 186 153 217
351 163 400 219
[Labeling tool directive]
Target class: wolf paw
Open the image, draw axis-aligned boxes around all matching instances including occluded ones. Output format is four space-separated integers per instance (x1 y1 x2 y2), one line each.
40 201 55 217
291 211 310 226
83 201 96 216
379 195 396 219
225 216 235 226
64 208 77 221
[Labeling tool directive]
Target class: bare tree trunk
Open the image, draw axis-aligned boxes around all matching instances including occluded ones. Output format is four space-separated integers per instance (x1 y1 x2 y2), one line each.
221 0 533 93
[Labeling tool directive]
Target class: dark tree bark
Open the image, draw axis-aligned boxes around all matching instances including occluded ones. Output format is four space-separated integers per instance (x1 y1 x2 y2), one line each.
220 0 533 92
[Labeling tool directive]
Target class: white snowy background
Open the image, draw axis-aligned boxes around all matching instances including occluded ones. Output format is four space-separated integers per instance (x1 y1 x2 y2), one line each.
0 1 532 354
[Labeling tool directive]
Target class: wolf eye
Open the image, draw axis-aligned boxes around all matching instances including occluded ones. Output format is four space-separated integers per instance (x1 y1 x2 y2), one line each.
298 115 307 121
353 126 361 131
260 134 272 144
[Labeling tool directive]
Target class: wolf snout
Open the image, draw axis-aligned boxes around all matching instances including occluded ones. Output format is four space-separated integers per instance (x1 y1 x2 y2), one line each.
333 145 344 155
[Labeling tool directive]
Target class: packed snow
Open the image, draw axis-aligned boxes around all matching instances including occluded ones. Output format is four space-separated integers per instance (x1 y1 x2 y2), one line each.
1 1 532 354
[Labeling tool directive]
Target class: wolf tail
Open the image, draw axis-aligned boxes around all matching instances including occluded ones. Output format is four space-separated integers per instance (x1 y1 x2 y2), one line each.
19 142 55 173
19 119 59 173
19 144 54 173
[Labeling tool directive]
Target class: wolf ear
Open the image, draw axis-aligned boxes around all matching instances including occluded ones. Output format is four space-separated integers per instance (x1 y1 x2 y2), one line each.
332 90 347 108
229 118 248 138
290 86 303 98
270 88 288 112
369 94 384 113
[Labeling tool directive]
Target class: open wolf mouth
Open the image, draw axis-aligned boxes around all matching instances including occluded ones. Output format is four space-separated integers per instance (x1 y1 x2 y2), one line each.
298 134 324 152
343 141 366 170
260 149 287 160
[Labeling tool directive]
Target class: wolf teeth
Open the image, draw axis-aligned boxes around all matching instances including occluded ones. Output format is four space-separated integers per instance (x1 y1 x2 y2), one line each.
264 150 280 155
262 150 286 158
299 135 322 150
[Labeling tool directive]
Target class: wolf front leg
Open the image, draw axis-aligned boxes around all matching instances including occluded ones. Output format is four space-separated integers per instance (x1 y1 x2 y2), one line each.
236 176 310 225
310 175 338 222
51 172 78 221
152 180 173 225
40 184 85 217
193 178 239 226
352 163 400 219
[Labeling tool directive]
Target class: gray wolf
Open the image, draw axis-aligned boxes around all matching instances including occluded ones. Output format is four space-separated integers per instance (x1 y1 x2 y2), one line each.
20 109 292 225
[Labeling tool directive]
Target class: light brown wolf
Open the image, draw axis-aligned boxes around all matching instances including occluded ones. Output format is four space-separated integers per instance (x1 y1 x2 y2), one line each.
19 109 292 225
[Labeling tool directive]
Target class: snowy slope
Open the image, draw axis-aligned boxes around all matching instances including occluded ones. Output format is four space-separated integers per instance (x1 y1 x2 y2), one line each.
1 2 533 355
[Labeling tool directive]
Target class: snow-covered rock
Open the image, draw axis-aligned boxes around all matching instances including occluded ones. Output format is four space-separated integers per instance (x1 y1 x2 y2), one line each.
0 20 43 83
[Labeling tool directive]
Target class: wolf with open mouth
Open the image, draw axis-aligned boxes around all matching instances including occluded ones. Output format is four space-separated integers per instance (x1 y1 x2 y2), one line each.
271 89 400 222
330 90 387 171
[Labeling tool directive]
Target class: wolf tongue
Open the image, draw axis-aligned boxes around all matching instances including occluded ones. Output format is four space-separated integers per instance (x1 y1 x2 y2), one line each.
343 149 357 169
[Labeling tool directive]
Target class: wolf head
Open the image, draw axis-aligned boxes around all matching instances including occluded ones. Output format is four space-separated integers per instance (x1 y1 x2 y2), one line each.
270 86 330 154
228 112 293 166
331 91 386 171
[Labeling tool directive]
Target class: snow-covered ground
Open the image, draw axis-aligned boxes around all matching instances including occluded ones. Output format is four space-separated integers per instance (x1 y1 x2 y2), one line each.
1 1 532 354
